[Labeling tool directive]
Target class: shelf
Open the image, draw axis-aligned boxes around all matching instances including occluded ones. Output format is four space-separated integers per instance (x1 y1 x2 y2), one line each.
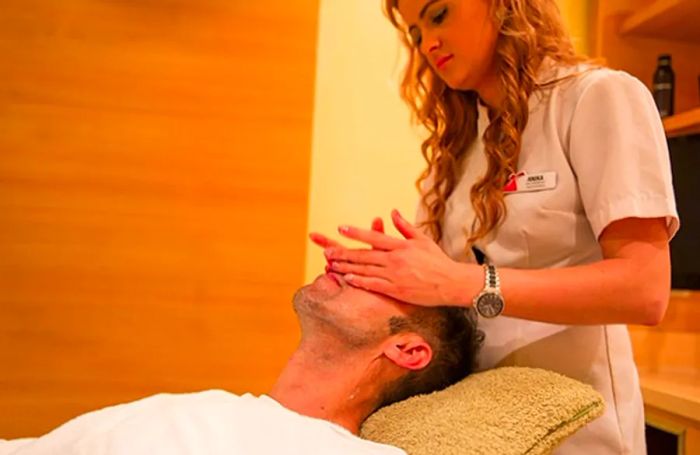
621 0 700 42
664 107 700 137
639 369 700 423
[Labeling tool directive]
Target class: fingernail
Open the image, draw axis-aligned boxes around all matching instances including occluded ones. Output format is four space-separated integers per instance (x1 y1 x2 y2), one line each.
345 274 355 281
338 225 349 233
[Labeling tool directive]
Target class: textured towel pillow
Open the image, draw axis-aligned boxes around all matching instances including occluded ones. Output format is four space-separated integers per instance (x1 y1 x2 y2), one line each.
360 367 604 455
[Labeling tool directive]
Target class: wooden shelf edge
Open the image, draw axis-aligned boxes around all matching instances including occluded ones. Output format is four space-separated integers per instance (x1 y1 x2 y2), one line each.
621 0 677 34
620 0 700 42
664 107 700 137
640 371 700 423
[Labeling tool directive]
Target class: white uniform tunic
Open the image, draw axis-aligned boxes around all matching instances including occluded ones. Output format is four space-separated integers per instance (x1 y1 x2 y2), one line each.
424 63 679 454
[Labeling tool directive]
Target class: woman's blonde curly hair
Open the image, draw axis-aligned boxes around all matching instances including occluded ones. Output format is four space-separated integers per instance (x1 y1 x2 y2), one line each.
383 0 588 248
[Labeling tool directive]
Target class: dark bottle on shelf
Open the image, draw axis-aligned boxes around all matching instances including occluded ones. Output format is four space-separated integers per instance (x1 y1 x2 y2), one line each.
653 54 675 118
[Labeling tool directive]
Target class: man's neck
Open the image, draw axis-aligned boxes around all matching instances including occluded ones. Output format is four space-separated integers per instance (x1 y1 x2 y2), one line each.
268 340 381 435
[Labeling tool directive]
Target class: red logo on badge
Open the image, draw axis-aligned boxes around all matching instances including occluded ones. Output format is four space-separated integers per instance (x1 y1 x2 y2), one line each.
503 171 524 193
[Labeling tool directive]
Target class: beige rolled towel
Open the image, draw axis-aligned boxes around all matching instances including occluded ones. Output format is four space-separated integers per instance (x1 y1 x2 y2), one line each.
361 367 604 455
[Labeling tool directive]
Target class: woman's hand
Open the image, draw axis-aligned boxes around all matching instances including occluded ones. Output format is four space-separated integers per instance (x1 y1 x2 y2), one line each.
310 210 477 307
309 217 386 273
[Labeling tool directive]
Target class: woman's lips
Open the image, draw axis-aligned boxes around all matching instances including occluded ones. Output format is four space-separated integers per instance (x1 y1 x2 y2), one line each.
436 55 453 70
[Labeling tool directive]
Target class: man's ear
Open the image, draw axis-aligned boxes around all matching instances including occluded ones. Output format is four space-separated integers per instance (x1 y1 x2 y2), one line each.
383 334 433 371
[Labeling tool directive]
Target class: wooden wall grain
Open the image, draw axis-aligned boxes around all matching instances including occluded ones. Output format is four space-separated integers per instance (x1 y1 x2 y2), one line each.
0 0 319 438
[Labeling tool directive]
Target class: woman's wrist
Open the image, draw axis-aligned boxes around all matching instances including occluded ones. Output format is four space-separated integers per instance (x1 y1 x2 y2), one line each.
445 261 483 307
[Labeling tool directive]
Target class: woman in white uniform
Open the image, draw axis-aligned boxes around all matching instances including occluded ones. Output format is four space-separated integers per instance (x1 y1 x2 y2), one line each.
311 0 679 453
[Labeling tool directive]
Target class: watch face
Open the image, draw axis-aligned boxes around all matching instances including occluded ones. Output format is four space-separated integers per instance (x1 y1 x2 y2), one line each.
476 293 504 318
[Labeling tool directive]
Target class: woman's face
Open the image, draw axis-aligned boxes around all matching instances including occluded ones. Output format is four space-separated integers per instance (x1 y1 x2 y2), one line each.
396 0 499 91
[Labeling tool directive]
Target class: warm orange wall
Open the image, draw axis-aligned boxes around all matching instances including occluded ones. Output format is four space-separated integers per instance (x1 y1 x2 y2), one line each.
0 0 318 438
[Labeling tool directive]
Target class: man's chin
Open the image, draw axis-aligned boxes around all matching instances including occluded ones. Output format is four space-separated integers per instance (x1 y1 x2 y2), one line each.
292 281 338 319
292 288 334 338
292 280 345 332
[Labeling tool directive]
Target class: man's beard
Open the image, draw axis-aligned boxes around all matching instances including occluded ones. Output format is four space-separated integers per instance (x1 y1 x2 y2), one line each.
292 284 342 337
292 285 382 349
292 284 333 320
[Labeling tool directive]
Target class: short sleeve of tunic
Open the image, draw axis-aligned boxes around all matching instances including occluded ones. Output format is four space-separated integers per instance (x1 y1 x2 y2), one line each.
568 70 679 240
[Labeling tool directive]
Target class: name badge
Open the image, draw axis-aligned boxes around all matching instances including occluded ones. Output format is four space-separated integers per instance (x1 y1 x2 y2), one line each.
503 171 557 194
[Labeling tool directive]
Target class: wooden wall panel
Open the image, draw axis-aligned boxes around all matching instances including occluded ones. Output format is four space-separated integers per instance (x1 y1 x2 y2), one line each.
0 0 319 438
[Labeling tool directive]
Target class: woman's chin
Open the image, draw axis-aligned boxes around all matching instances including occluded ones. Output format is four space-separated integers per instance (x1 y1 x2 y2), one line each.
440 73 476 92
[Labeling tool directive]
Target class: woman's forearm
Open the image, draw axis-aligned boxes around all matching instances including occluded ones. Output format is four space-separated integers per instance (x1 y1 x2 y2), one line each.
452 256 670 326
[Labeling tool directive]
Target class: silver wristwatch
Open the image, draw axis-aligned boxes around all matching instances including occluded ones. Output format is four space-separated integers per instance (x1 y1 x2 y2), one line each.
473 264 505 318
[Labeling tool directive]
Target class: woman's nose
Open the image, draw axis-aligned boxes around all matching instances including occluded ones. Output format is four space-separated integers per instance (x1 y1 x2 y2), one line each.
421 32 441 55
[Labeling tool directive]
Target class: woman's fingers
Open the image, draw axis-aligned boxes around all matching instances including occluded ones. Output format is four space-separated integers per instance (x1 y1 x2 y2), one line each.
371 217 385 234
312 216 386 250
337 225 404 250
343 274 393 295
391 209 423 240
371 217 385 251
309 232 342 249
329 262 388 279
325 248 388 266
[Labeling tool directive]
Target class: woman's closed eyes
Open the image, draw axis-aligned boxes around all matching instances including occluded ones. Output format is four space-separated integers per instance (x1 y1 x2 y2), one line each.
409 4 449 47
431 5 448 25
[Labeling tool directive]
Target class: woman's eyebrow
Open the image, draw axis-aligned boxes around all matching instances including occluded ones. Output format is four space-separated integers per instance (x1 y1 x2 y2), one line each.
407 0 440 31
419 0 440 19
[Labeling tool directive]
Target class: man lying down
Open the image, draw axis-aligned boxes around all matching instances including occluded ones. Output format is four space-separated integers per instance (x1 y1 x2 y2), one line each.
1 272 482 455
